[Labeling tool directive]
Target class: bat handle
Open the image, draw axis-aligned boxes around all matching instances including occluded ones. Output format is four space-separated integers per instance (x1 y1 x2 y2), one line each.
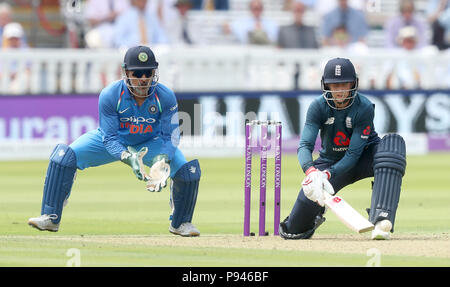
322 180 335 199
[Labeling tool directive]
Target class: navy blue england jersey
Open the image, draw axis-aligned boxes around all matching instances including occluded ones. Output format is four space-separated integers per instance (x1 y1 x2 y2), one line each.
298 92 380 178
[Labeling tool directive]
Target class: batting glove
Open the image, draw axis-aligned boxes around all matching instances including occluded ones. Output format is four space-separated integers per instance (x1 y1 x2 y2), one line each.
302 167 333 207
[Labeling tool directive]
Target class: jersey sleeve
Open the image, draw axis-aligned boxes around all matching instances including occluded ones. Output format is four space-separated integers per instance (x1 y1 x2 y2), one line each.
98 89 126 159
328 105 374 178
158 89 179 160
298 99 322 173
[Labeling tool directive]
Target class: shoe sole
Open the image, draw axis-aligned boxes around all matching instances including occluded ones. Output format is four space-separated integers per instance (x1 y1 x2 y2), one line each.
28 221 58 232
371 231 390 240
372 235 389 240
169 229 200 237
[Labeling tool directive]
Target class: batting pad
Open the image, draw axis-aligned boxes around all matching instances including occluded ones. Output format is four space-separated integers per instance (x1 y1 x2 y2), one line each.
170 160 201 228
370 134 406 231
41 144 77 224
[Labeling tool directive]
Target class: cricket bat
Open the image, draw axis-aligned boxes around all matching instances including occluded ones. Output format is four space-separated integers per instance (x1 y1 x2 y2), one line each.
323 193 374 233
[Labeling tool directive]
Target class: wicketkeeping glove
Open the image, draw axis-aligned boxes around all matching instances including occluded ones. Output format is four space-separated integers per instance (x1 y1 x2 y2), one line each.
120 146 148 181
146 154 170 192
302 167 333 207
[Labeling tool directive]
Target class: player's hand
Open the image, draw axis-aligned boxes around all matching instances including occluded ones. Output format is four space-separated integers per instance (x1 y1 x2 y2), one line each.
120 146 148 181
302 167 332 206
145 154 170 192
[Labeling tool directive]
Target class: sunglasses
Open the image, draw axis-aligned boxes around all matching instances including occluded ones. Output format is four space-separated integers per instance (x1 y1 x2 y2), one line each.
132 69 154 78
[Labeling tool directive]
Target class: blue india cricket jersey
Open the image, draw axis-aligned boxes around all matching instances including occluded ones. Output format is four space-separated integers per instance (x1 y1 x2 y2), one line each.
98 80 179 160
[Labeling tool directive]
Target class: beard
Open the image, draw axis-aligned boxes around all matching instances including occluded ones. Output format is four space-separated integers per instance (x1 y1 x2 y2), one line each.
127 79 152 97
133 86 150 97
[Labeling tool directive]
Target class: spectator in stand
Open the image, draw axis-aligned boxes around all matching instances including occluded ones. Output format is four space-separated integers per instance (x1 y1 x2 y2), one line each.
113 0 168 48
283 0 295 10
191 0 229 10
319 23 370 88
328 25 351 48
84 0 130 48
164 0 197 45
278 1 318 49
427 0 450 50
314 0 366 18
148 0 178 37
227 0 279 45
0 2 12 48
384 0 428 49
321 0 368 46
324 24 367 52
0 3 27 48
384 26 438 90
1 22 30 94
148 0 204 45
1 22 27 49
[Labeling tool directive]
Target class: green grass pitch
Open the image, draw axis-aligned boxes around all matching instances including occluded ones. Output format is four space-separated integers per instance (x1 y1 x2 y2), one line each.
0 153 449 267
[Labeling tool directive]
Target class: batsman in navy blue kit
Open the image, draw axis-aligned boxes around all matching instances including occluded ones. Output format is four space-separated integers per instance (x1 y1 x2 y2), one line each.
279 58 406 240
28 46 201 237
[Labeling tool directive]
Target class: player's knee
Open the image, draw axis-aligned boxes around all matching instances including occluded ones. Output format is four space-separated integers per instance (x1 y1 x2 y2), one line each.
173 159 201 182
50 144 77 168
168 149 188 178
373 134 406 175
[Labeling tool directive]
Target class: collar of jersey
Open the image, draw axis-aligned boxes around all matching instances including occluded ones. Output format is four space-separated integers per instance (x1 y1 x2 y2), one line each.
117 82 162 113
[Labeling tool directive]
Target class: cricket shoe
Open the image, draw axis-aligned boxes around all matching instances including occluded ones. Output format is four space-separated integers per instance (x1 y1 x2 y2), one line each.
371 219 392 240
279 215 326 240
169 222 200 237
28 214 59 232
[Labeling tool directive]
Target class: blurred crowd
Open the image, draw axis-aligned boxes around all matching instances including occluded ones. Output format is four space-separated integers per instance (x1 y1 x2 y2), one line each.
1 0 450 91
2 0 449 50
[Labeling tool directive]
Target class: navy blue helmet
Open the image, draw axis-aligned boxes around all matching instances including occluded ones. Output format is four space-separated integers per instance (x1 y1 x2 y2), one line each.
321 57 359 110
122 45 159 71
122 46 159 98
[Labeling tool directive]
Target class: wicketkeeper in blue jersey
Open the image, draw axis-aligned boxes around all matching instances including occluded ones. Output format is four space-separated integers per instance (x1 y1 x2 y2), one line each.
279 57 407 240
28 46 201 237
